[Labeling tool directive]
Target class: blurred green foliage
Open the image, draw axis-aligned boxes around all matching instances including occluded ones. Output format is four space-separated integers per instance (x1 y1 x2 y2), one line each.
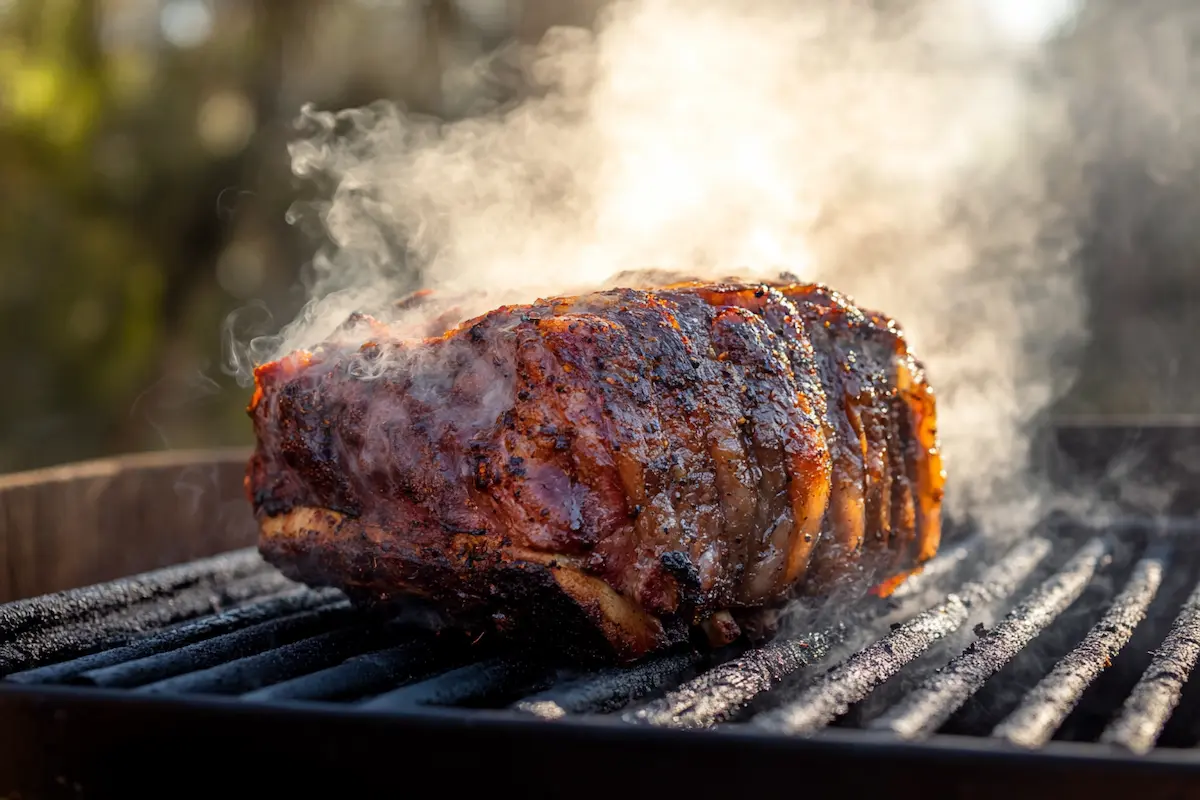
0 0 523 471
2 0 262 469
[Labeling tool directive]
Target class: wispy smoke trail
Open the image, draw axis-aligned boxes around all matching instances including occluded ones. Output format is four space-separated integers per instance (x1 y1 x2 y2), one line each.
235 0 1093 532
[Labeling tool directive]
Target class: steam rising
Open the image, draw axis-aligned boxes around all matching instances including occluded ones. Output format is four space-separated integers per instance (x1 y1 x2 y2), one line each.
240 0 1092 530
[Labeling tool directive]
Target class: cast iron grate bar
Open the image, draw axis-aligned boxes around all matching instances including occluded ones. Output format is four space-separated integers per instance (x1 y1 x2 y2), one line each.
72 599 357 688
869 536 1112 738
751 535 1052 735
0 569 294 675
622 629 844 729
0 548 269 641
362 657 556 711
3 586 344 685
1100 574 1200 753
241 640 445 702
513 649 703 719
991 546 1168 747
135 621 406 696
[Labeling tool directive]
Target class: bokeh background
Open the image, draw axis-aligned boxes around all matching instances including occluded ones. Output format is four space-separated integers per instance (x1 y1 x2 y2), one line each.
0 0 1196 473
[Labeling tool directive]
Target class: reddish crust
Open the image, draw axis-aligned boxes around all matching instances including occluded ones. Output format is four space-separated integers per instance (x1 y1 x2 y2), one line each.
246 278 945 662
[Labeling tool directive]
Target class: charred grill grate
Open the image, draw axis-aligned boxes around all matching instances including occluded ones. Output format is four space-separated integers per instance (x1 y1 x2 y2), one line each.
7 424 1200 798
6 524 1200 760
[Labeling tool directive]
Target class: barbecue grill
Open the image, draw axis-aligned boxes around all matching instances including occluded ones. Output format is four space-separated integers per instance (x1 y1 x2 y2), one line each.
4 421 1200 799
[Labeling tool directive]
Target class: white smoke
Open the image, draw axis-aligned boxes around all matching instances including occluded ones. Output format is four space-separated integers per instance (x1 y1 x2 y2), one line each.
247 0 1092 531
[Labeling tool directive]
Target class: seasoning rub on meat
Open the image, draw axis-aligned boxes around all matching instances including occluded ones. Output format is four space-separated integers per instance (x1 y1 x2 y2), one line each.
246 273 945 662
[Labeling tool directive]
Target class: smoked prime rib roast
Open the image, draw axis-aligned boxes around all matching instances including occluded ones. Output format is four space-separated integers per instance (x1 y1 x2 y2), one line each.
245 273 946 662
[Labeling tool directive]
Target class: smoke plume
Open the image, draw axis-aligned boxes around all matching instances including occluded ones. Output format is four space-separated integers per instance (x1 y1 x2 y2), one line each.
242 0 1092 532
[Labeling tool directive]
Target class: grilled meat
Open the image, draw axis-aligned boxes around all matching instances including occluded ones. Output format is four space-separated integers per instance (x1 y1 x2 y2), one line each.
246 276 945 662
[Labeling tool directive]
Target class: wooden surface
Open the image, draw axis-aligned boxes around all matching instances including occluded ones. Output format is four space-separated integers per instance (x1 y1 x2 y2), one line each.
0 448 258 604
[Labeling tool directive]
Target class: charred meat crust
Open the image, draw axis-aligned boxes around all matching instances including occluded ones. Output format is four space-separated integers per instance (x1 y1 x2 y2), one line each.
246 277 945 663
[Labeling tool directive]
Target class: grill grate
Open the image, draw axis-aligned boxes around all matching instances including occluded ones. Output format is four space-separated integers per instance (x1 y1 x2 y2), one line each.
752 535 1054 735
993 548 1167 748
1099 575 1200 753
5 523 1200 765
868 536 1111 739
0 550 295 675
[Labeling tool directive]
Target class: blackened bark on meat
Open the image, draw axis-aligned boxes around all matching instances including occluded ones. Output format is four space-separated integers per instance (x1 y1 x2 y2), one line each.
246 277 946 662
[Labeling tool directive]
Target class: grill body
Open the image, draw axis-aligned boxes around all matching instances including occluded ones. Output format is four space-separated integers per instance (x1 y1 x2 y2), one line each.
4 690 1200 798
4 420 1200 799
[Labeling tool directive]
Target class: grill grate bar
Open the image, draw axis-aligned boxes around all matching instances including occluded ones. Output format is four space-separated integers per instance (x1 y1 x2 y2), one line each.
73 599 356 688
134 621 400 696
361 657 555 711
621 630 843 729
242 640 444 702
991 547 1167 747
870 536 1111 739
751 535 1052 735
513 650 704 719
0 569 294 675
3 586 344 685
0 548 268 641
1100 574 1200 754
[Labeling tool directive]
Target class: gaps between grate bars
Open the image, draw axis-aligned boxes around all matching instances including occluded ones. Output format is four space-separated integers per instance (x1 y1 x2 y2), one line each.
749 535 1053 735
2 587 345 685
991 546 1168 748
0 569 295 675
868 536 1112 739
1100 572 1200 754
